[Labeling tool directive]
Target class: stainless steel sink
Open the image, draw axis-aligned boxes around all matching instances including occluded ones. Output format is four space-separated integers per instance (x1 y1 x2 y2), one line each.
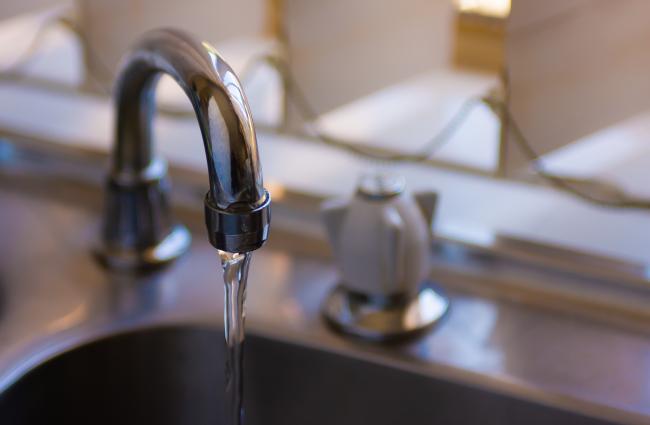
0 143 642 424
0 325 616 425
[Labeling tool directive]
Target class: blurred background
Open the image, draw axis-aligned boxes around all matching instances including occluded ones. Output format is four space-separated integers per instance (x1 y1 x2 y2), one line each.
2 0 650 277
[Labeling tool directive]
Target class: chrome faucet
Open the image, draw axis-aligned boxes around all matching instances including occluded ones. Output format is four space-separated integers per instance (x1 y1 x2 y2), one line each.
96 29 271 269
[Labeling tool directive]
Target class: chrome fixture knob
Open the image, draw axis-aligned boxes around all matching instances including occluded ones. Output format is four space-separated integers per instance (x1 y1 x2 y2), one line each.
96 29 271 270
321 174 448 341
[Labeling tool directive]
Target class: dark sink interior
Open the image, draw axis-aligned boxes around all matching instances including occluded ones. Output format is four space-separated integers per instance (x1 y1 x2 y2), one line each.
0 325 615 425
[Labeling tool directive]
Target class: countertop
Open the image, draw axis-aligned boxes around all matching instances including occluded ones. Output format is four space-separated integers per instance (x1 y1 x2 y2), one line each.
0 155 649 425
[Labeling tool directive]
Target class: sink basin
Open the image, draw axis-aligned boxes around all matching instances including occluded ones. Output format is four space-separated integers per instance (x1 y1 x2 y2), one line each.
0 325 615 425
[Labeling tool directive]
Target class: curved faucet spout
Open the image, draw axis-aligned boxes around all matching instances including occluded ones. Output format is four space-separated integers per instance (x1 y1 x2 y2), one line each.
98 29 270 269
113 29 265 209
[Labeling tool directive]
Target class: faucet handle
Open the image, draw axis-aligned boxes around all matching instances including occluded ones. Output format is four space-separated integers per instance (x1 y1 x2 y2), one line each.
321 197 349 252
321 174 449 342
414 191 438 234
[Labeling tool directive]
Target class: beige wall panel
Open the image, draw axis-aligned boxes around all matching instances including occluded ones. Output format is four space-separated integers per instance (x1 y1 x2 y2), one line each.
504 0 650 175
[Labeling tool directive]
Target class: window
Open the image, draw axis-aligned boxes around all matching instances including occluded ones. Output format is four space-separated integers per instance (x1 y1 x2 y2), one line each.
1 0 649 290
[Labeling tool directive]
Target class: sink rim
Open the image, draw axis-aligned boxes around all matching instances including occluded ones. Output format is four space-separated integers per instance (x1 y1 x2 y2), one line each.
0 323 620 425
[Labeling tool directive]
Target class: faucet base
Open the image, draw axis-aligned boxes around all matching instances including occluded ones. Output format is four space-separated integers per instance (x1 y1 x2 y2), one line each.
322 282 449 342
95 224 191 270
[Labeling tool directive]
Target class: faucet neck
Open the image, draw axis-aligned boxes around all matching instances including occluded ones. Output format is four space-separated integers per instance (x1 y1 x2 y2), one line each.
98 29 270 269
112 29 264 210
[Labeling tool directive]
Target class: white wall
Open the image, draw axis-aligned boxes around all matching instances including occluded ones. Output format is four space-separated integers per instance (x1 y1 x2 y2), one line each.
504 0 650 175
77 0 268 84
283 0 454 116
0 0 65 20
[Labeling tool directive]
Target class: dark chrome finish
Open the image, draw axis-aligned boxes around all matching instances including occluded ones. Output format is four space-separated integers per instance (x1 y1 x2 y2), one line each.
323 282 450 342
205 191 271 254
98 29 270 268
